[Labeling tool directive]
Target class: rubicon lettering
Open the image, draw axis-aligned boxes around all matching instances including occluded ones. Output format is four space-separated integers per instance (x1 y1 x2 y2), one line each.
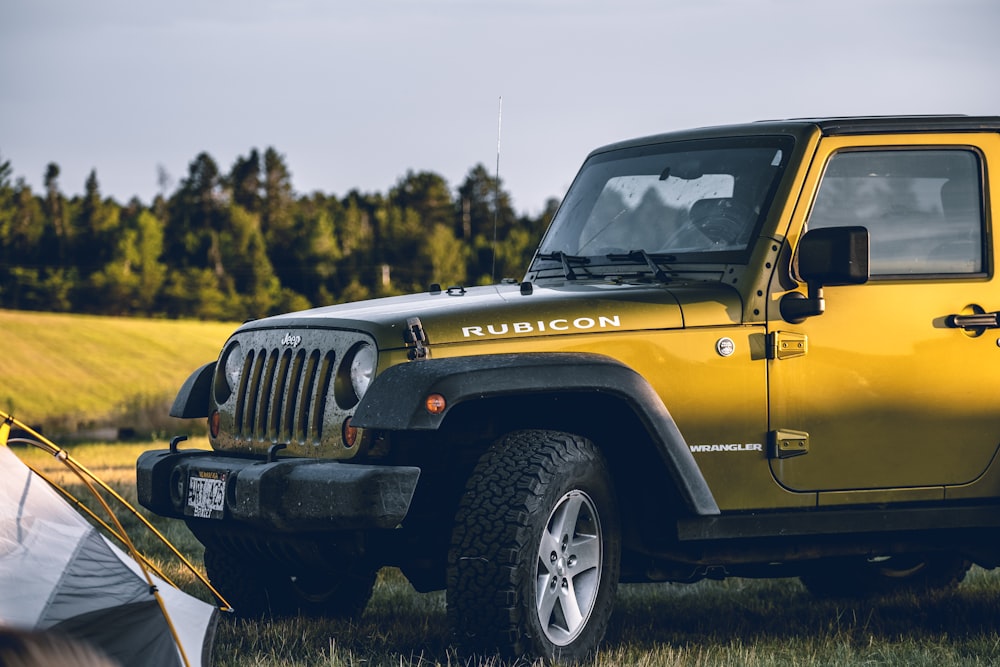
689 443 763 453
461 315 622 338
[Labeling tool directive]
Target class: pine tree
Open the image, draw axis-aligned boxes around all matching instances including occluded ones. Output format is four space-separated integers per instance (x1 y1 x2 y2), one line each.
229 149 262 214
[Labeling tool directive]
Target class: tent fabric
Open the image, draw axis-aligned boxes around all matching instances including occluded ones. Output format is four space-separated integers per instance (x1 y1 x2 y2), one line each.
0 446 217 667
53 601 180 666
114 545 220 667
43 531 154 626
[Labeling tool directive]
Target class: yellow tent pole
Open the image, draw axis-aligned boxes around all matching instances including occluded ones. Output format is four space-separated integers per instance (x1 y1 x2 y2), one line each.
71 450 196 667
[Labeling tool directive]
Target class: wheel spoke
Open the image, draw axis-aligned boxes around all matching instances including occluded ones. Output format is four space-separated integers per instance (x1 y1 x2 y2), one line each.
537 527 562 573
536 574 561 624
555 494 585 540
559 577 585 633
569 533 601 572
569 568 599 619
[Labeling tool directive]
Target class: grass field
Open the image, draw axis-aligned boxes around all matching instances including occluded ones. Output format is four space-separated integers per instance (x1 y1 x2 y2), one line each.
0 309 236 438
13 442 1000 667
5 309 1000 665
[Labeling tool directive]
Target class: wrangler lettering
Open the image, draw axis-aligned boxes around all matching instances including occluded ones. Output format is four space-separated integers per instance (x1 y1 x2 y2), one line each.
689 443 763 453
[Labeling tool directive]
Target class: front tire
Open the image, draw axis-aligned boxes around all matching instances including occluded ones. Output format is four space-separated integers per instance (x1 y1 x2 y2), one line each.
446 430 620 662
204 546 377 619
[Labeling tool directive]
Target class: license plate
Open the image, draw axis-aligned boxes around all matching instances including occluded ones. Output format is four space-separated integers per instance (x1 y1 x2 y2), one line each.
185 470 226 519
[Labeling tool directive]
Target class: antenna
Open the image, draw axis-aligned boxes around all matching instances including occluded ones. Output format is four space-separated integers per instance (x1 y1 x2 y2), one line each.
491 95 502 283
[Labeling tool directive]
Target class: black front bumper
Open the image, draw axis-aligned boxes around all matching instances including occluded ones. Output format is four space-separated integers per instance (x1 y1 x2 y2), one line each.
137 448 420 532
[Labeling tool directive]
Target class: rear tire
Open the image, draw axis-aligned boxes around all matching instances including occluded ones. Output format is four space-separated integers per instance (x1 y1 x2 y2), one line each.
800 553 971 599
446 429 620 662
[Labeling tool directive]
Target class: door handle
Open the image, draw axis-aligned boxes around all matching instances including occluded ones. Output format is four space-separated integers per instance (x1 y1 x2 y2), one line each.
946 312 1000 330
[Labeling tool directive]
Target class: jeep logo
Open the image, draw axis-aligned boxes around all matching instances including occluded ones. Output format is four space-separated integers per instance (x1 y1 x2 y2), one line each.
280 333 302 347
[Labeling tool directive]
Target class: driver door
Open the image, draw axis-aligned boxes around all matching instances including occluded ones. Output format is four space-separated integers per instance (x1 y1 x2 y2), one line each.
768 134 1000 500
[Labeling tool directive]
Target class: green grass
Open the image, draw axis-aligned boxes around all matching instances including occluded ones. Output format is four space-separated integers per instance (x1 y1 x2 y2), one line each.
0 309 236 437
12 442 1000 667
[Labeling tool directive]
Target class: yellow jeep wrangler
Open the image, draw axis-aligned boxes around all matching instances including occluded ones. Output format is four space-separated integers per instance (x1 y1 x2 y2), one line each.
138 115 1000 662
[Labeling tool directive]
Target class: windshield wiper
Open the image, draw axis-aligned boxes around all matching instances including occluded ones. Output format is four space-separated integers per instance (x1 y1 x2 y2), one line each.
535 252 591 280
606 250 674 283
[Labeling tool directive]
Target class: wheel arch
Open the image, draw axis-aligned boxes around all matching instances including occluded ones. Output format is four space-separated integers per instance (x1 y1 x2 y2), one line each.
352 353 720 520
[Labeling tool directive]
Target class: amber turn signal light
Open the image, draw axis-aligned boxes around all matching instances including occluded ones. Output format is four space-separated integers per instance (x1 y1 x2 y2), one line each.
343 417 359 448
209 411 221 438
424 393 447 414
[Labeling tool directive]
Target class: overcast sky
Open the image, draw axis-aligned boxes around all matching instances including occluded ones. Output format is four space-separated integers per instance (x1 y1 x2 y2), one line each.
2 0 998 216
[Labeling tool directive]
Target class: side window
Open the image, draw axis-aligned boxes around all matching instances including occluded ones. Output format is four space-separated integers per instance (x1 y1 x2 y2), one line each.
807 149 984 276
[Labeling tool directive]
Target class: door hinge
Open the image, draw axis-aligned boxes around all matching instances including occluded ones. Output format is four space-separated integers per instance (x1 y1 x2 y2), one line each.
768 429 809 459
767 331 808 360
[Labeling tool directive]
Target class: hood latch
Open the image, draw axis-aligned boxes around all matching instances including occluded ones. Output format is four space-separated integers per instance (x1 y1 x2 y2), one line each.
404 317 431 360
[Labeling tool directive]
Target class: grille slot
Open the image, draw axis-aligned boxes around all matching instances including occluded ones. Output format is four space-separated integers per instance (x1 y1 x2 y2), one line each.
233 345 337 447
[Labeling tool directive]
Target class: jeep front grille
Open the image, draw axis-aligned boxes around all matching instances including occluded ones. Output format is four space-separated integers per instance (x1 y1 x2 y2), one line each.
235 346 335 446
213 328 375 454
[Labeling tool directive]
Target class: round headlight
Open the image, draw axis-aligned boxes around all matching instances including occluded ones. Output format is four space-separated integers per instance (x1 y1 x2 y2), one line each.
215 341 243 404
349 342 376 399
335 341 378 409
224 342 244 389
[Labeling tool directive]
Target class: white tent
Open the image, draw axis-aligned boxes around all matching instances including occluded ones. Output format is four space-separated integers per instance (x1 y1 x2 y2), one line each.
0 444 219 666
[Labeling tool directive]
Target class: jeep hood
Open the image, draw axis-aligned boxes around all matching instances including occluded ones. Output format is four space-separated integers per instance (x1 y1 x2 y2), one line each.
239 281 743 350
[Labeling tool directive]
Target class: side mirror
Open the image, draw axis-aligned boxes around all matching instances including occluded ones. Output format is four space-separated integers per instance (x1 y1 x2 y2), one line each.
781 226 869 323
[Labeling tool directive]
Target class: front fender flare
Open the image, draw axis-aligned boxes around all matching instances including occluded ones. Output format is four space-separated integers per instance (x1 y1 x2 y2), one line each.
352 353 719 516
170 362 215 419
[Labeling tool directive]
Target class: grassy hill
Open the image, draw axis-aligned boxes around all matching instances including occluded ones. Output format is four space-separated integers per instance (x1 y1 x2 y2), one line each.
0 309 237 438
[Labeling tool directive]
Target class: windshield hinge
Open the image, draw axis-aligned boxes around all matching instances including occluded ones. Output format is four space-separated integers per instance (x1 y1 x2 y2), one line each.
404 317 431 360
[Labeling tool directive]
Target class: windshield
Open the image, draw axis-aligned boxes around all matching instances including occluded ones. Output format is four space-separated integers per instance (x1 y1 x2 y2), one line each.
532 136 793 280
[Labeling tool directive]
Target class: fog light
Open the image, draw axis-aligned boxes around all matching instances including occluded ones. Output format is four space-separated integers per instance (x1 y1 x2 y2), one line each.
424 393 447 415
209 411 220 438
170 469 185 506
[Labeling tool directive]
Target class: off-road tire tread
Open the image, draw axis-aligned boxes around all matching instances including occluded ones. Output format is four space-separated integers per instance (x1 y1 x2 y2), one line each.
204 546 376 619
203 546 275 618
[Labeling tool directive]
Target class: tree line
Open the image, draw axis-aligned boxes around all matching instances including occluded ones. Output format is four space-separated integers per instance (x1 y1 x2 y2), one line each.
0 148 558 320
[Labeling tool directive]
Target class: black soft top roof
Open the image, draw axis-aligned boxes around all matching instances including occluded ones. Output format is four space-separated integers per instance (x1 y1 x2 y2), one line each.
589 115 1000 157
805 115 1000 135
